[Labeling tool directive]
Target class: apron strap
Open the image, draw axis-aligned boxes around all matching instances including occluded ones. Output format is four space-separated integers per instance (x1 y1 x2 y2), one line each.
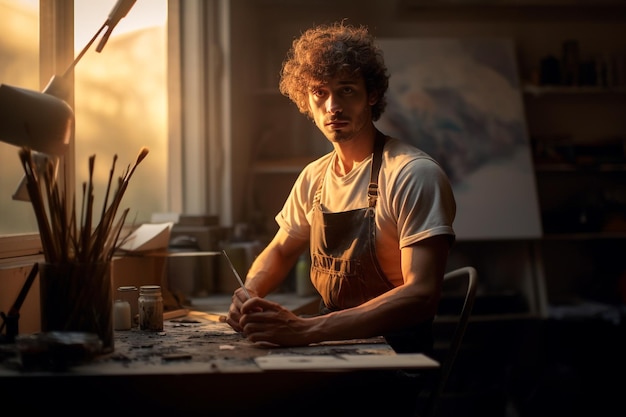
367 131 387 207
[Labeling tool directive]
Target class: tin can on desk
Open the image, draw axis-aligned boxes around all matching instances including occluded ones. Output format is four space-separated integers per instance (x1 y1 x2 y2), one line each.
138 285 163 331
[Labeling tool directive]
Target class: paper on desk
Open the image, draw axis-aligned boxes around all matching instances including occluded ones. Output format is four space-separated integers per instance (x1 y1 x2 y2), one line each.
118 222 173 252
255 353 440 371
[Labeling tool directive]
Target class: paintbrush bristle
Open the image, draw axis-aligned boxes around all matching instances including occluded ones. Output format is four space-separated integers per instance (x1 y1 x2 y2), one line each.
17 147 149 264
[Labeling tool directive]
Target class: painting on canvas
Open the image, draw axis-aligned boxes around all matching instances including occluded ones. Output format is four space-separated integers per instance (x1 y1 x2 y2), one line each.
375 38 542 239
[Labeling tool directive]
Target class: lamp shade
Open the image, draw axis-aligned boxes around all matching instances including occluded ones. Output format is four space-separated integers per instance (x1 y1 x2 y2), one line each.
0 83 73 155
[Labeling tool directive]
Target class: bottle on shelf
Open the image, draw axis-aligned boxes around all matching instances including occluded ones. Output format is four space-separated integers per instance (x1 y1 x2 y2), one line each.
295 253 316 297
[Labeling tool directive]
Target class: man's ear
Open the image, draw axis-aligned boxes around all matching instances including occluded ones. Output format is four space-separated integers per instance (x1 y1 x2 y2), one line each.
368 93 378 106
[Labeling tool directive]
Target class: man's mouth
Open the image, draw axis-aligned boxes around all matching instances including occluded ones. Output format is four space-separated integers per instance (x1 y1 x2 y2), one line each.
326 119 348 129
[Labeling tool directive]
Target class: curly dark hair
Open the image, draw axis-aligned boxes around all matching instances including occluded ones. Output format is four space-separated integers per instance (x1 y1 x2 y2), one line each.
278 22 389 121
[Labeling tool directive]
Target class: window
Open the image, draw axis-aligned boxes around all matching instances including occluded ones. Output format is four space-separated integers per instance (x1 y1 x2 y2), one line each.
73 0 168 228
0 0 170 258
0 1 231 262
0 0 40 237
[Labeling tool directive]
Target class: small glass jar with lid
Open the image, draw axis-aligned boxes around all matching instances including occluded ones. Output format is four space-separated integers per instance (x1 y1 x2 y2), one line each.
138 285 163 331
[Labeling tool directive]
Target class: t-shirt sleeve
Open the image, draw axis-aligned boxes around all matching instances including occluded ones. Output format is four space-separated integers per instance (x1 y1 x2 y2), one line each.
274 164 319 241
391 157 456 248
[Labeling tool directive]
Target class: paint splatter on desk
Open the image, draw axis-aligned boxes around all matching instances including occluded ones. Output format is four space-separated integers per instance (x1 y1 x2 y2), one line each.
92 310 395 374
0 310 438 415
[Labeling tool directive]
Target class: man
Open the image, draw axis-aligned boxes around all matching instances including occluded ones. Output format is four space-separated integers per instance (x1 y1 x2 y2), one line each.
226 22 456 354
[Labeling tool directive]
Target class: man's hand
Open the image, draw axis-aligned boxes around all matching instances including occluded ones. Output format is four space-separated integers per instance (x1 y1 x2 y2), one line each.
225 287 258 332
239 297 312 347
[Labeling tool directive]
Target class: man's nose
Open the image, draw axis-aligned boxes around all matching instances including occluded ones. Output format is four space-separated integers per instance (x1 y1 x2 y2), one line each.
325 95 342 114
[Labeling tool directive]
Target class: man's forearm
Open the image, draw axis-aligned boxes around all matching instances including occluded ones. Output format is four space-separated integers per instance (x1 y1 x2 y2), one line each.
307 284 438 343
245 247 296 297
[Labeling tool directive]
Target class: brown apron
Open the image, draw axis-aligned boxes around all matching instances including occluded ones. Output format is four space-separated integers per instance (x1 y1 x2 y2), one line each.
309 132 434 354
310 132 394 311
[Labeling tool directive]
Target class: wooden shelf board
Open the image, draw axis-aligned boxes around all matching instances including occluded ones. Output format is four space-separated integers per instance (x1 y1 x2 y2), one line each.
524 85 626 96
253 157 315 174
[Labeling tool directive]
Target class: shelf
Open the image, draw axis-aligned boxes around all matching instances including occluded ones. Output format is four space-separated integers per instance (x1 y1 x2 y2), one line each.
523 84 626 96
396 0 626 21
253 88 284 97
437 313 540 323
534 162 626 172
252 156 315 174
542 232 626 240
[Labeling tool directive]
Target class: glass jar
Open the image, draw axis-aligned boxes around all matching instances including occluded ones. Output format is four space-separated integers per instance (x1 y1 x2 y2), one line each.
113 299 131 331
117 286 138 328
138 285 163 331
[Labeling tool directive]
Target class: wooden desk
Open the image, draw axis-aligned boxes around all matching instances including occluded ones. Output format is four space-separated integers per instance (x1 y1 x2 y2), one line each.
0 311 439 416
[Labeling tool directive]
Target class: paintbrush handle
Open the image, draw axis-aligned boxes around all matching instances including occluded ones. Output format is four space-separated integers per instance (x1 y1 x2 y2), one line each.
222 250 250 299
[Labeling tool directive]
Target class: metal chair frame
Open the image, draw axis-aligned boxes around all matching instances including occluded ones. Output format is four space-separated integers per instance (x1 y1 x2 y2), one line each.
416 266 478 417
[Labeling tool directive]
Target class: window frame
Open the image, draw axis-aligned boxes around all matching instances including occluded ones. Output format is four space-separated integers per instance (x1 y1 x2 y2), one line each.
0 0 73 259
0 0 232 262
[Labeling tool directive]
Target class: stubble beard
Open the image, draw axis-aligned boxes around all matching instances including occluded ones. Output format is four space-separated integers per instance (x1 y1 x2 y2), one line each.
324 112 370 145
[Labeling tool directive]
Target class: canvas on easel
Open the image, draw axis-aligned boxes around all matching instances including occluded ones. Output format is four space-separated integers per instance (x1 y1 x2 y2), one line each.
375 37 542 240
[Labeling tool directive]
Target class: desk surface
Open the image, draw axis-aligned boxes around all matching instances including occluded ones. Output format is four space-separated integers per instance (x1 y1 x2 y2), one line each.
0 309 439 415
1 310 438 375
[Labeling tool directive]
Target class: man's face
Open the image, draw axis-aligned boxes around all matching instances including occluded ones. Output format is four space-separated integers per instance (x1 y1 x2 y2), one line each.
307 74 377 144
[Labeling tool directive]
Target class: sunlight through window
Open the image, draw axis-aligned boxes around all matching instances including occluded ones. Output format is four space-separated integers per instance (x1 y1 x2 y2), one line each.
74 0 167 226
0 0 40 235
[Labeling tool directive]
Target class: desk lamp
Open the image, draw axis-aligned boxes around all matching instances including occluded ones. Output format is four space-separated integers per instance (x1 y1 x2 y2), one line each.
0 0 137 343
0 0 137 201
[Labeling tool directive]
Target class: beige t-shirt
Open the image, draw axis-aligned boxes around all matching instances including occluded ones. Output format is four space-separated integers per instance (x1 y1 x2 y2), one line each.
276 137 456 287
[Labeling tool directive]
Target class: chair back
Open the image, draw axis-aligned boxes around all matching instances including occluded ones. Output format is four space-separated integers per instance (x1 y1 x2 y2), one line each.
417 266 478 417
